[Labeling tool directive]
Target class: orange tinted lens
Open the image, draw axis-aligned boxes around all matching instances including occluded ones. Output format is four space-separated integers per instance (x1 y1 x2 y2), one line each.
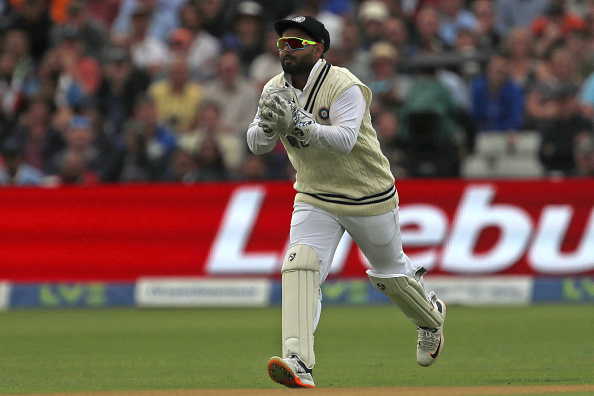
277 37 307 50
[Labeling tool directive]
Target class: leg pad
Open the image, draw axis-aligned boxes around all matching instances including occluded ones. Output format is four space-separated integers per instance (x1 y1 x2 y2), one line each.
282 245 320 369
367 270 444 328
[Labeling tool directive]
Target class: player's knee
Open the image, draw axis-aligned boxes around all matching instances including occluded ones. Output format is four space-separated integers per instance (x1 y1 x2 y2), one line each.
282 244 320 272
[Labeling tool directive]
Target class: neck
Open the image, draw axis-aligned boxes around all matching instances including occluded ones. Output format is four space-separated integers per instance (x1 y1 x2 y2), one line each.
291 62 318 91
291 73 308 91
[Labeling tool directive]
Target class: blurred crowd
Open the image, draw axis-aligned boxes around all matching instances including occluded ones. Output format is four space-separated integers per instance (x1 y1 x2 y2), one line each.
1 0 594 186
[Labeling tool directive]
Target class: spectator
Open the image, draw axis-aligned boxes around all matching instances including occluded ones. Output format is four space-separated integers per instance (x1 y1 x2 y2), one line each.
22 48 61 102
364 41 411 115
221 1 266 73
111 0 183 43
182 101 244 177
148 55 202 134
357 0 391 49
8 96 64 173
472 0 501 52
96 47 151 145
397 67 465 177
495 0 550 36
179 0 221 81
0 51 26 132
412 22 473 111
538 83 593 175
382 16 414 58
84 0 120 28
532 0 587 36
374 110 407 178
49 149 98 186
326 18 369 80
50 0 109 60
3 29 34 86
452 27 483 82
436 0 477 48
239 152 266 181
4 0 54 63
572 134 594 176
532 0 586 58
102 97 176 182
0 137 44 186
195 135 229 181
167 27 193 60
52 26 102 109
582 10 594 75
3 0 594 185
167 148 200 183
200 0 239 39
201 50 260 138
249 29 284 90
470 53 524 132
47 115 103 176
501 27 538 90
128 4 168 76
578 68 594 119
409 6 445 55
565 30 591 80
526 46 580 129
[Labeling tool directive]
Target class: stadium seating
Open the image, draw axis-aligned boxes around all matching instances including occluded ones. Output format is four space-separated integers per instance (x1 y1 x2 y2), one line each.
462 131 544 178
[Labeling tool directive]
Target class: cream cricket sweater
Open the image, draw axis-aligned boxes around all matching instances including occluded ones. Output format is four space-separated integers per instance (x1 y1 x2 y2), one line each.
264 61 398 216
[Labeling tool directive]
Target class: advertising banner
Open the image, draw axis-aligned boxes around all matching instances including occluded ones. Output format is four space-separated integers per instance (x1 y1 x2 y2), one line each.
0 282 10 310
135 278 271 307
0 180 593 281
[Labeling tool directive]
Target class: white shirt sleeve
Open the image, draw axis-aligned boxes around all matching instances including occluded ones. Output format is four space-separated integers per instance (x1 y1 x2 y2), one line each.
308 85 366 154
246 114 280 155
247 84 366 155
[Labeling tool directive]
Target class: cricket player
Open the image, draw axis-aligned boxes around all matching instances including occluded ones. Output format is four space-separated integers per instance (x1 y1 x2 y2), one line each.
246 15 446 389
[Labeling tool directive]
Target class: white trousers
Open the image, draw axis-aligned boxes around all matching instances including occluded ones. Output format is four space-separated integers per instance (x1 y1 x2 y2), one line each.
289 202 418 330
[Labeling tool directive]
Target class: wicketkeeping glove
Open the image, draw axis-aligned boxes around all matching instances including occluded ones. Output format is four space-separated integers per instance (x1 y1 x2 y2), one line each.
257 85 294 134
287 105 317 144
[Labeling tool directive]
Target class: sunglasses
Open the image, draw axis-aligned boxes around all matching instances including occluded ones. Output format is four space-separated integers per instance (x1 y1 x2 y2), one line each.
277 36 320 51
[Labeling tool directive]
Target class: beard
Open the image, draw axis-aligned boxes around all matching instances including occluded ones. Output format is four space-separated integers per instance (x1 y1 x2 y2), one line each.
280 51 315 76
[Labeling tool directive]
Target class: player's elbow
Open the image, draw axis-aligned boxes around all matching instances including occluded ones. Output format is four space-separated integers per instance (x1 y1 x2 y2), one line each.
248 142 271 155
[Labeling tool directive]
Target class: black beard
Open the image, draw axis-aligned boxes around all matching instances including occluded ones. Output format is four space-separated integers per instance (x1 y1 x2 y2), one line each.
281 52 315 76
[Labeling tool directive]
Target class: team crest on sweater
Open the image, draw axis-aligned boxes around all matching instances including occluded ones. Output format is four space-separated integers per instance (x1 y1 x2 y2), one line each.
318 107 330 120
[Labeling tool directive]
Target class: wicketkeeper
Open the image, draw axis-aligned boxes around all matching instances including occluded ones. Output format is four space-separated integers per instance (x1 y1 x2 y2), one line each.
246 15 446 389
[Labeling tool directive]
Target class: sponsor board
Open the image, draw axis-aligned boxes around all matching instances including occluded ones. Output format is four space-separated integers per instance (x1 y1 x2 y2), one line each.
207 184 594 277
0 282 10 310
533 277 594 302
9 283 135 308
423 276 533 305
135 278 272 307
0 181 592 281
0 278 591 309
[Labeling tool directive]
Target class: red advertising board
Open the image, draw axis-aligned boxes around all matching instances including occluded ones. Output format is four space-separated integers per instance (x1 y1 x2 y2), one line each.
0 180 593 281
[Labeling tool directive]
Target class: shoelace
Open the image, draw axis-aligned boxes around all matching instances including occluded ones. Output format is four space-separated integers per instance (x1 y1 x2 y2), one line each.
288 355 313 375
286 357 306 374
417 328 440 350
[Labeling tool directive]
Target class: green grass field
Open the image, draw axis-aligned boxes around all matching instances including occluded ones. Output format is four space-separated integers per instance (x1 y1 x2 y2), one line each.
0 304 592 394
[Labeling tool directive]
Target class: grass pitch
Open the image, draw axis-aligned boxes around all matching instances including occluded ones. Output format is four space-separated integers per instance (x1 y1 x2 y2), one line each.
0 304 592 393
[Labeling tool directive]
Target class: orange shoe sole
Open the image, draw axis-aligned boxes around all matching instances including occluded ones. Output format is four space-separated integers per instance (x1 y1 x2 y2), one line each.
267 357 315 388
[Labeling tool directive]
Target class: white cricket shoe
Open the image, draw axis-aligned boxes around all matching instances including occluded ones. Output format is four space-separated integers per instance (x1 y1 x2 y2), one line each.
417 297 446 367
267 355 315 388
